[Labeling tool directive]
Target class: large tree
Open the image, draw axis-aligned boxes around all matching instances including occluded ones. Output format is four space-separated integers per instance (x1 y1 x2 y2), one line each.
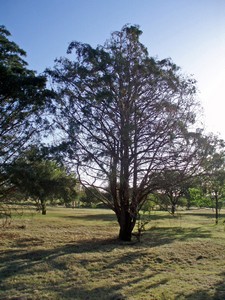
48 25 210 241
0 25 52 196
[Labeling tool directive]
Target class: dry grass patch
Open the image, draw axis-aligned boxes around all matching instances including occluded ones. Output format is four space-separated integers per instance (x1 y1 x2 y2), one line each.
0 207 225 299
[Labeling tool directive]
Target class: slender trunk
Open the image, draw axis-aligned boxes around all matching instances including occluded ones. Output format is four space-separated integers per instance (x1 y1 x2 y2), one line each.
40 198 46 215
215 191 219 225
169 192 176 215
171 203 176 215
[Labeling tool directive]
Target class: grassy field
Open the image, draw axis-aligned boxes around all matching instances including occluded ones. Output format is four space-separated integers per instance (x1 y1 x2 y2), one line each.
0 207 225 300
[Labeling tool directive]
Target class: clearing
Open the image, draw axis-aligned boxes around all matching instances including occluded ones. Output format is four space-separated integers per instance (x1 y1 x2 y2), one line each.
0 207 225 299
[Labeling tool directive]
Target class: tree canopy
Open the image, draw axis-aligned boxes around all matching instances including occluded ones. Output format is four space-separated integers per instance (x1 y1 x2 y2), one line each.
7 146 77 214
0 25 52 197
47 25 217 240
203 140 225 223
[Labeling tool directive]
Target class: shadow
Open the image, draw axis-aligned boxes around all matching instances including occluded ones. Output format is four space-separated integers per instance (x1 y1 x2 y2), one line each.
214 272 225 300
182 210 225 219
0 224 220 300
1 237 107 258
63 209 223 224
187 213 225 219
61 285 128 300
143 226 212 247
0 236 169 299
175 271 225 300
59 275 168 300
0 225 212 281
141 212 177 221
0 237 128 283
64 209 182 223
64 213 117 222
0 209 219 299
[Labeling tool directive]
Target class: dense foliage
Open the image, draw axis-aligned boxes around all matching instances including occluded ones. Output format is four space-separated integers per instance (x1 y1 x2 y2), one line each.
7 147 77 214
1 24 224 237
48 25 214 240
0 25 52 198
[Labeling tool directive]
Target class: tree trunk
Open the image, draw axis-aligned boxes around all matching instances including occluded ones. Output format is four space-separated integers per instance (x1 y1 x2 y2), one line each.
215 192 219 225
40 199 46 215
118 210 136 241
171 203 176 215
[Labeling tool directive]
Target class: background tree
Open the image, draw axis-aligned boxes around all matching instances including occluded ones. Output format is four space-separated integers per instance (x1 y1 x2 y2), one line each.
151 169 193 214
80 187 101 208
7 147 77 214
203 143 225 224
48 25 212 241
187 186 211 209
0 25 52 198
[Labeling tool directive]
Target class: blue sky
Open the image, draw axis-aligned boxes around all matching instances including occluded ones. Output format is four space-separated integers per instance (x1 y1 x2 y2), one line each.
1 0 225 138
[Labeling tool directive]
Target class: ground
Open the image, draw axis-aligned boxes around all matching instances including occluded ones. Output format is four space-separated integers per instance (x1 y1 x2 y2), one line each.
0 207 225 299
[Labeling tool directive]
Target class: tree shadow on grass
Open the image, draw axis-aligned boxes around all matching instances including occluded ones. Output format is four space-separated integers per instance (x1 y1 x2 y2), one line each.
0 236 170 299
0 225 212 279
0 237 126 283
0 222 214 299
184 211 225 219
58 275 168 300
64 210 176 223
143 226 212 247
64 213 117 222
0 237 112 263
175 271 225 300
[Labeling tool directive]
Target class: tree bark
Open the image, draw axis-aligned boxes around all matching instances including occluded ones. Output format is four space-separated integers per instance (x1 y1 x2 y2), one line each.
215 191 219 225
171 203 176 215
40 199 46 215
118 209 136 241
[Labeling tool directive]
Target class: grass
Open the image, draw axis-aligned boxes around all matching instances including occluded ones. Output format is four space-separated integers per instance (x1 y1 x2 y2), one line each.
1 207 225 299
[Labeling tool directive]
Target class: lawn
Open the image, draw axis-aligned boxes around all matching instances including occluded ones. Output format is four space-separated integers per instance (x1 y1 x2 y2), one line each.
0 207 225 300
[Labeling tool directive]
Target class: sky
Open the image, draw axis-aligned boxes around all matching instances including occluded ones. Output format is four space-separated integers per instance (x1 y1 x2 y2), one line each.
1 0 225 139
